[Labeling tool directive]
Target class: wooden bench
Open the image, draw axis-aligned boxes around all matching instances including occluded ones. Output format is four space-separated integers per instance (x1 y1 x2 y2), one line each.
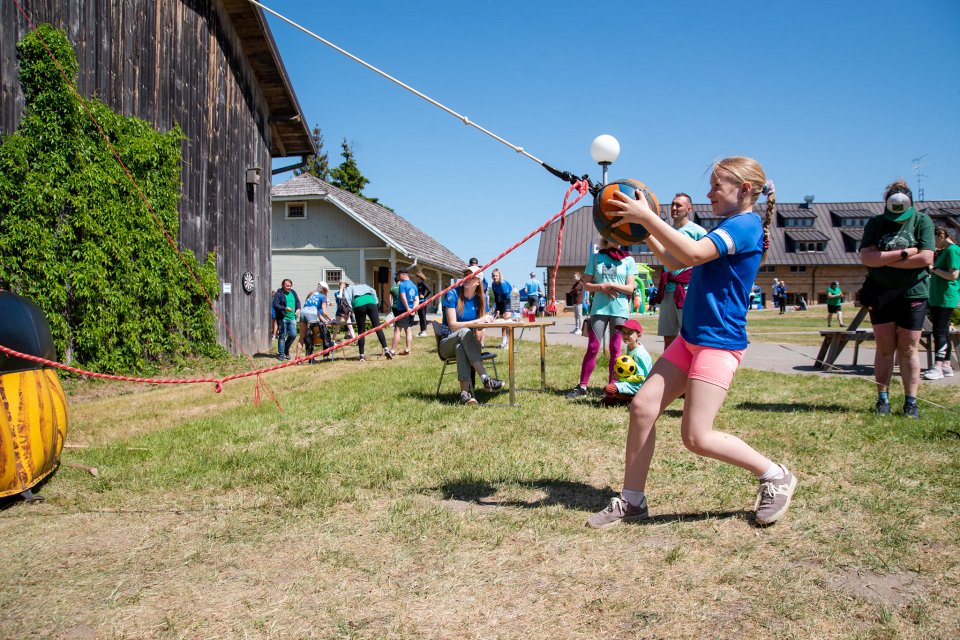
815 306 960 370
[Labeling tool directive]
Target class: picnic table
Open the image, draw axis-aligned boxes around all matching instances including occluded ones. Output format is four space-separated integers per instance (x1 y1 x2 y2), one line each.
815 306 960 371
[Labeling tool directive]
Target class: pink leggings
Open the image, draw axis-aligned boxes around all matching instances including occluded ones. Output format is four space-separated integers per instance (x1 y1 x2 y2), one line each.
579 315 624 386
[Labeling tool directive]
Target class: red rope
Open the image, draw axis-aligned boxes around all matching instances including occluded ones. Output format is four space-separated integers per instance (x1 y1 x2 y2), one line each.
0 180 590 391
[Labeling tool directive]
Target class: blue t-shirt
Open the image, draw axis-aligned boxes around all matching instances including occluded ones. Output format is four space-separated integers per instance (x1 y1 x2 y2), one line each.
303 291 326 310
442 289 481 326
681 212 763 350
491 280 512 304
396 279 418 311
525 279 542 297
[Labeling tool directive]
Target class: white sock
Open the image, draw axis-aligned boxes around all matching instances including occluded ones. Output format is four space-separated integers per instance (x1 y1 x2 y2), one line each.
621 489 646 507
759 462 785 482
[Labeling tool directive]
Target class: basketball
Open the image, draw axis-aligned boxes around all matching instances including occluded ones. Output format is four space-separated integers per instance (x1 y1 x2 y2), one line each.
593 179 659 245
614 355 637 380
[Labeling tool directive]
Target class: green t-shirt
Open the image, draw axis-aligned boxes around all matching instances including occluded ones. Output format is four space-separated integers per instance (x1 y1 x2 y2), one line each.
859 209 935 299
283 291 296 321
826 284 842 304
389 284 400 310
929 243 960 309
584 253 638 318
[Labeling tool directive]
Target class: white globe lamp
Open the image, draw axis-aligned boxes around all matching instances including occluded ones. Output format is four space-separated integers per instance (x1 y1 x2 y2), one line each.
590 134 620 185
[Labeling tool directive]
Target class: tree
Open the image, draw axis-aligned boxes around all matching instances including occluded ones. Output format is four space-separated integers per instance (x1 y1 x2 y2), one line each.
329 138 369 196
294 124 329 180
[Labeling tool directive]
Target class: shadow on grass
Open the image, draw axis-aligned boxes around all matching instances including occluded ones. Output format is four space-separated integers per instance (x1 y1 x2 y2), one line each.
432 478 750 524
735 401 849 413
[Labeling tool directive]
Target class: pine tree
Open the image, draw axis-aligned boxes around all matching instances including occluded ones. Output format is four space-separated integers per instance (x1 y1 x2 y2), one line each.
329 138 369 196
295 124 329 180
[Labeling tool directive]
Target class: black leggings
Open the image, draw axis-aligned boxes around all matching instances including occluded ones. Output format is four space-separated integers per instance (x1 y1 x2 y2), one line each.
353 303 388 356
929 305 953 363
417 306 428 332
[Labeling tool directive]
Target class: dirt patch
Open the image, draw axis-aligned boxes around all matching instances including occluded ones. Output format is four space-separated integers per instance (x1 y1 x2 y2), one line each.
830 567 935 607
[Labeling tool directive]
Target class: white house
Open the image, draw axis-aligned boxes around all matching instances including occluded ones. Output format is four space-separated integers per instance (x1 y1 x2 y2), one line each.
271 173 466 310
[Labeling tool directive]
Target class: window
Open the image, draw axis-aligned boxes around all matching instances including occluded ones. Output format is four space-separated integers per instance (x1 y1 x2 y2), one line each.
796 242 826 253
628 243 652 254
789 266 807 273
324 269 343 285
784 217 815 228
841 217 868 227
285 202 306 219
757 265 776 273
700 219 720 229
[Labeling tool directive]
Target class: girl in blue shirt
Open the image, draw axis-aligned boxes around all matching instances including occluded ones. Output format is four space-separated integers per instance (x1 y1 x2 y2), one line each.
587 156 797 529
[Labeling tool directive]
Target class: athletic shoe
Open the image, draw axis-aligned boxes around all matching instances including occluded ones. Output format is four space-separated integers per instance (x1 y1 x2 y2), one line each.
943 368 955 377
754 465 797 526
399 350 410 356
922 368 944 380
566 385 588 399
358 354 366 362
277 355 285 362
482 376 504 391
384 349 395 360
586 495 649 529
459 391 478 405
875 400 891 416
500 337 509 350
903 402 920 419
417 331 428 338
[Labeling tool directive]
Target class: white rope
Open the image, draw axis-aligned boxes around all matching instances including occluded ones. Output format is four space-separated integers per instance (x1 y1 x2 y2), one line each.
248 0 545 166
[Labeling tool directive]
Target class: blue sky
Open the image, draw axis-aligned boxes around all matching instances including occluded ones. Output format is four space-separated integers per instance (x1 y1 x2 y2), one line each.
262 0 959 284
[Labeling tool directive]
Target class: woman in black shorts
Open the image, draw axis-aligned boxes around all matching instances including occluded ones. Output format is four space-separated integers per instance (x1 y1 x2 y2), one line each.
858 180 935 418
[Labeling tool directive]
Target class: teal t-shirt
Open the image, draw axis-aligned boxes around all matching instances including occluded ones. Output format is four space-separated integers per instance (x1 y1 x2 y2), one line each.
859 209 935 299
929 243 960 308
584 253 638 318
665 221 707 293
283 291 296 321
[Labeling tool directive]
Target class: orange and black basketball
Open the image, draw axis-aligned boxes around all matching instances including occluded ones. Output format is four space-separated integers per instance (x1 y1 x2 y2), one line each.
592 179 659 244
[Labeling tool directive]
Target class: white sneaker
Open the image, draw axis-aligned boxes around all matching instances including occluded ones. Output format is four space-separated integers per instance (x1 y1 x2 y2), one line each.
417 331 428 337
943 368 955 377
922 368 943 380
571 329 581 335
500 338 509 350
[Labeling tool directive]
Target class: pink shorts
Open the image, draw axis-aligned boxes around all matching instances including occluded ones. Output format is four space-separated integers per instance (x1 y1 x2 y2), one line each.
661 335 745 390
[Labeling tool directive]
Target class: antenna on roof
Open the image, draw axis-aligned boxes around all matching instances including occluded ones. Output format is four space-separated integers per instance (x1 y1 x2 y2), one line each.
912 154 928 202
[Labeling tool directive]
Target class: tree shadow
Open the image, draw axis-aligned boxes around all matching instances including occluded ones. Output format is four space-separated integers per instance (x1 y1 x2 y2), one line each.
431 477 751 524
735 401 849 413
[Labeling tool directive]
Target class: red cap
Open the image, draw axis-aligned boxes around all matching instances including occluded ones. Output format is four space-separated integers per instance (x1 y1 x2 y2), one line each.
618 318 643 335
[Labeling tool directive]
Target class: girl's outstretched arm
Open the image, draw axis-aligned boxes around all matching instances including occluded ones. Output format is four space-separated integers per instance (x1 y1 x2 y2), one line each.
610 191 719 267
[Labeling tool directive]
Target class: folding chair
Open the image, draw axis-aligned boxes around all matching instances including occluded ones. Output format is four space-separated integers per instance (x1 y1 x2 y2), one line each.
432 321 499 398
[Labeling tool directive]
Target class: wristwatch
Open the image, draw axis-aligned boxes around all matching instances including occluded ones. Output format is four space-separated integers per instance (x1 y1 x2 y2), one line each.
900 250 909 261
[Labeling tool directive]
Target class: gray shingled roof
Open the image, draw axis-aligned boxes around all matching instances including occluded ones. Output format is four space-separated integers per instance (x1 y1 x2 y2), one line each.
538 199 960 269
272 173 466 273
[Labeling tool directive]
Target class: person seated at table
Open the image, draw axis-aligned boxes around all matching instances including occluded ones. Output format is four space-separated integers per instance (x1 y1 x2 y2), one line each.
436 265 504 405
602 319 653 406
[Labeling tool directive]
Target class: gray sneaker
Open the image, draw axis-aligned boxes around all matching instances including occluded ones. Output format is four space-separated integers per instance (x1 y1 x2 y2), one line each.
754 465 797 526
586 495 649 529
459 391 478 405
566 385 588 400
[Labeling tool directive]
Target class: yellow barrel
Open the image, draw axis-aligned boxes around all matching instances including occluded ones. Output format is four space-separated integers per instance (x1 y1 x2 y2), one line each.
0 368 68 498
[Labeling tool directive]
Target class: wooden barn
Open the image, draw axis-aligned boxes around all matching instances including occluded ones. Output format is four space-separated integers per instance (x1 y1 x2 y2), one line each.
0 0 314 354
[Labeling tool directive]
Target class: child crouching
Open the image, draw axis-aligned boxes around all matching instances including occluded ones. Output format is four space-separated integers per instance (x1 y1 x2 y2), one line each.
602 319 652 406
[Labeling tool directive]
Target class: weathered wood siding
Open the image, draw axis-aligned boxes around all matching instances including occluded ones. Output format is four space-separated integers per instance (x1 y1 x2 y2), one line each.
1 0 273 354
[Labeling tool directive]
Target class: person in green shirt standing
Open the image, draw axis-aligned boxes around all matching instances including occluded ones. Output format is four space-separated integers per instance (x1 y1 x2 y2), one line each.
825 281 845 327
922 227 960 380
859 180 935 418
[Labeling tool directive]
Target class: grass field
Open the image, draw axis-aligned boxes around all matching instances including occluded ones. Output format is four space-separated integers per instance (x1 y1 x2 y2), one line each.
1 334 958 639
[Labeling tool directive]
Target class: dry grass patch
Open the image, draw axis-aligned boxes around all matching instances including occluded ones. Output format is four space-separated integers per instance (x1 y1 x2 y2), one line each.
1 339 958 639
